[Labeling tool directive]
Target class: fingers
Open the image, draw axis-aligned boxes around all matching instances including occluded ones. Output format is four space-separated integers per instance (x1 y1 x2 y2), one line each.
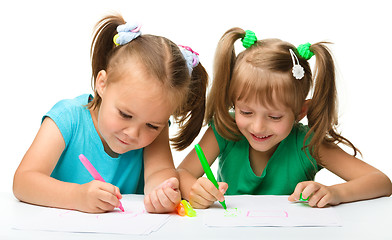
81 180 122 213
288 181 306 202
165 177 179 190
96 181 122 208
307 188 330 208
288 181 316 201
189 177 227 209
218 182 229 197
144 178 181 213
288 181 332 208
96 198 117 212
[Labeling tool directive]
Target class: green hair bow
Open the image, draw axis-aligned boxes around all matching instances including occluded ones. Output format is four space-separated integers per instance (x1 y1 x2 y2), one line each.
297 42 314 60
241 30 257 49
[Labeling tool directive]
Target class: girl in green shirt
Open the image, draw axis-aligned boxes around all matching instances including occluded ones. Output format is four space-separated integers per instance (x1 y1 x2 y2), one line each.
177 27 392 209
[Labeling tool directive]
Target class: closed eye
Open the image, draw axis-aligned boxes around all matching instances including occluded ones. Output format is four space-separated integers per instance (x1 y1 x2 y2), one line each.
269 116 282 120
119 110 132 119
146 123 159 130
240 110 252 115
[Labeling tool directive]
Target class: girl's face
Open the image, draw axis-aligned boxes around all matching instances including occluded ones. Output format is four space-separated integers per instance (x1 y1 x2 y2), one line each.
234 98 295 154
93 62 174 157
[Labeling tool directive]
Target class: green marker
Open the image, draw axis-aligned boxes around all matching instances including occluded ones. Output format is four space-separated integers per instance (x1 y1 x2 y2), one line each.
299 193 310 201
194 144 227 210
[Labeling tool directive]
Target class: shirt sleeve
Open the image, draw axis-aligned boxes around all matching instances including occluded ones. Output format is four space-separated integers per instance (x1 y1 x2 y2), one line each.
42 99 80 149
295 123 323 178
210 121 229 155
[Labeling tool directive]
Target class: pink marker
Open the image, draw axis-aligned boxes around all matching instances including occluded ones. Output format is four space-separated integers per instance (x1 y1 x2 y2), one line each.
79 154 125 212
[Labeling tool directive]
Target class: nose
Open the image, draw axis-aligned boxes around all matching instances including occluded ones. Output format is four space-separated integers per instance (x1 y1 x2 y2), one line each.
123 124 140 141
252 116 266 134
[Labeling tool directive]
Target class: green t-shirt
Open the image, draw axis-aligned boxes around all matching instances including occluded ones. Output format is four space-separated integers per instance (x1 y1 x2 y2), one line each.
212 122 322 195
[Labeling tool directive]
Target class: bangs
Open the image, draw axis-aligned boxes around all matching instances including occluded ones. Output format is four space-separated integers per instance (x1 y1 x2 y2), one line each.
230 63 300 115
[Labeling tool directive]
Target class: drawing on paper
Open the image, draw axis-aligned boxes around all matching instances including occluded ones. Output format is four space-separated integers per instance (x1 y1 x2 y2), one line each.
246 210 288 218
222 208 288 218
13 196 171 235
57 209 146 220
203 196 341 227
224 208 241 217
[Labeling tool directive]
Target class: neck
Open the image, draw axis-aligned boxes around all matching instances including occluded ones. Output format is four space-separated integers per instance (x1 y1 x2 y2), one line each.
89 108 118 158
248 143 279 176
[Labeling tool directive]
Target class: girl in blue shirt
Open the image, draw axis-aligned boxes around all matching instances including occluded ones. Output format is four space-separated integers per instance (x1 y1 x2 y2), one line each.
13 14 208 213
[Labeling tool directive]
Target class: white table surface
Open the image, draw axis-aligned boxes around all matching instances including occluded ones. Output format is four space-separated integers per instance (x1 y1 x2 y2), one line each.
2 193 391 240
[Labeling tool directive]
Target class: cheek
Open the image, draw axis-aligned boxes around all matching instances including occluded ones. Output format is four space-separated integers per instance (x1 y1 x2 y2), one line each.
275 121 294 136
139 129 162 148
235 115 247 132
98 106 122 134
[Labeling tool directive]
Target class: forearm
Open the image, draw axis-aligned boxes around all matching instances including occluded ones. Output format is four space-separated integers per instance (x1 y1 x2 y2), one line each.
13 171 80 210
177 168 198 200
144 168 179 195
332 171 392 204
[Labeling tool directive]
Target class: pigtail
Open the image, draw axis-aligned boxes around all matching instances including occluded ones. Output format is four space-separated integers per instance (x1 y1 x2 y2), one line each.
306 42 360 160
206 27 245 140
171 63 209 151
88 14 125 110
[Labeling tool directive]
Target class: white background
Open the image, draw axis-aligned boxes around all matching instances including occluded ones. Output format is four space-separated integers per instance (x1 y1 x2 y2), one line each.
1 0 391 194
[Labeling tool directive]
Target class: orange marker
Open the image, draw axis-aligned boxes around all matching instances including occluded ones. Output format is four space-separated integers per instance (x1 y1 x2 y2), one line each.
176 202 186 216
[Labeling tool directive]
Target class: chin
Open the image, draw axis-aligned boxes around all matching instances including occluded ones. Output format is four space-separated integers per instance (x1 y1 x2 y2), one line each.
247 138 276 153
105 144 126 155
250 145 273 153
114 146 134 154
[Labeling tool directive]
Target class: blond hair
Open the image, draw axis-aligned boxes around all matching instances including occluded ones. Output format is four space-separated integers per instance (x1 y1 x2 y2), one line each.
207 27 359 161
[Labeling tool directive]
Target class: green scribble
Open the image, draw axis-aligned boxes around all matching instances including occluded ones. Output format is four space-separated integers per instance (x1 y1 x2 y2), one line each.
224 208 241 217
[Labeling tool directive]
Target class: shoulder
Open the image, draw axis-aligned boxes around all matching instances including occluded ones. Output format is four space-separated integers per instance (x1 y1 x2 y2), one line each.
43 94 91 121
210 120 228 153
285 123 322 173
292 122 310 134
285 123 313 153
42 94 92 145
51 94 91 112
288 123 311 145
210 120 247 156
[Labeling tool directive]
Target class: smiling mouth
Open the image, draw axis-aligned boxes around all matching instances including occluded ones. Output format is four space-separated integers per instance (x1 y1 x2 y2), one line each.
117 138 130 145
251 133 272 141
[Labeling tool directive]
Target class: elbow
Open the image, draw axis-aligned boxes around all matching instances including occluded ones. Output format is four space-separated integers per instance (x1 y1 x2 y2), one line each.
12 169 29 202
386 188 392 198
382 174 392 197
386 178 392 197
12 172 23 201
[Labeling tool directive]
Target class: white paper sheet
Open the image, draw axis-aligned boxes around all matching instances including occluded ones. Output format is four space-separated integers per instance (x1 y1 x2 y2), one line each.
13 195 171 235
203 195 341 227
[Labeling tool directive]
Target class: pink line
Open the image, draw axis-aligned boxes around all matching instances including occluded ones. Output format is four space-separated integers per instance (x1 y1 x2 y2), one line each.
246 210 288 218
119 209 146 218
58 210 72 217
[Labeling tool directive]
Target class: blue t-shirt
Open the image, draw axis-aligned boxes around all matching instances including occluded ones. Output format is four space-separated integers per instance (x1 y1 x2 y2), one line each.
43 94 144 194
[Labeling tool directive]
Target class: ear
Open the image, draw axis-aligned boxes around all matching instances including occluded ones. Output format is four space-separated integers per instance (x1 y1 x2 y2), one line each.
297 99 311 121
95 70 108 98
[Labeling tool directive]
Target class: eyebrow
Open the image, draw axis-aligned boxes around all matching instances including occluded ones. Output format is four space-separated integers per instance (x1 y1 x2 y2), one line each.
236 101 287 113
120 108 168 126
149 120 168 126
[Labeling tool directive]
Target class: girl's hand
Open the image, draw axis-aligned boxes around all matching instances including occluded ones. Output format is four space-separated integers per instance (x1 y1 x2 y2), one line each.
188 177 228 209
144 177 181 213
288 181 341 207
76 180 123 213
